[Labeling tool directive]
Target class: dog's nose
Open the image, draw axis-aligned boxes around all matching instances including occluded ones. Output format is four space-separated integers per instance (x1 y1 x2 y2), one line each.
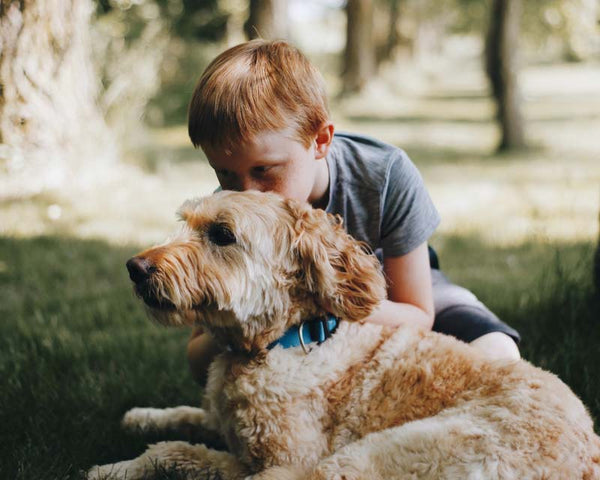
126 257 155 283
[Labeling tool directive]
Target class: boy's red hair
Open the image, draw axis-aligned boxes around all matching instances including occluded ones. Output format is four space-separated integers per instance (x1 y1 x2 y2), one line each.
188 40 329 152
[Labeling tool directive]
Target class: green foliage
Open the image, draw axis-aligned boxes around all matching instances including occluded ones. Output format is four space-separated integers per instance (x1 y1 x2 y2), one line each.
91 0 228 127
94 0 228 42
447 0 492 34
160 0 228 41
145 40 220 126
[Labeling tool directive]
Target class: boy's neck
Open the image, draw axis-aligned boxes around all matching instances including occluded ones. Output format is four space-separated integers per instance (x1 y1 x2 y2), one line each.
309 157 330 210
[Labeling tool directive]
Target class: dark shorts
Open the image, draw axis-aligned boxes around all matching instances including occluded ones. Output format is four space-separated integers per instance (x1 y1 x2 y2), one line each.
428 247 520 345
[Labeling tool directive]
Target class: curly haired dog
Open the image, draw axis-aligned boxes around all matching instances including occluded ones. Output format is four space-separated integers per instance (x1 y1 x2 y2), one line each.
89 190 600 480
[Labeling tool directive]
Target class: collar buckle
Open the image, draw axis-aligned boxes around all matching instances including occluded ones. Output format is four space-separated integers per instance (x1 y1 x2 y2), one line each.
297 321 311 355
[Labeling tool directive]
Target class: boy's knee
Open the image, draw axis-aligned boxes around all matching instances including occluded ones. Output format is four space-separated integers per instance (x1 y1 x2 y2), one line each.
470 332 521 362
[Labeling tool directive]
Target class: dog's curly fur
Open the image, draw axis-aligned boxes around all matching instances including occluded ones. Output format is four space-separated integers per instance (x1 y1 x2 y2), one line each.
89 190 600 480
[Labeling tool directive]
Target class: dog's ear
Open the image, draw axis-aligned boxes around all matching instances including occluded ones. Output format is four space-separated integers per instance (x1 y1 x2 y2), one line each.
284 199 387 322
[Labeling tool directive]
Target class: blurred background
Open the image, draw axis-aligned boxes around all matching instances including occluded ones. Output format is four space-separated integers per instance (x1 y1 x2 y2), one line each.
1 1 600 478
1 0 599 246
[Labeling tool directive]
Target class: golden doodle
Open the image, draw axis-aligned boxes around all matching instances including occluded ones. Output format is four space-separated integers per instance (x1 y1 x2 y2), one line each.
89 190 600 479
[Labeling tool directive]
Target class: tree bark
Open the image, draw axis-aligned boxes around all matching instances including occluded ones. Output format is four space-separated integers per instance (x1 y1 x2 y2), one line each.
375 0 401 67
485 0 526 151
0 0 116 198
342 0 375 94
244 0 288 40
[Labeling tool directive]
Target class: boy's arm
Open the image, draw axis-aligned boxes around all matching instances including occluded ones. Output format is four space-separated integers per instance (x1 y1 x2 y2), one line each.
188 327 222 386
363 242 435 330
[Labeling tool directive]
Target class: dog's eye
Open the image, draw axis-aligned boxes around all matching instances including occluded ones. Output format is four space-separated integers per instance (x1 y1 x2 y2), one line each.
208 223 236 246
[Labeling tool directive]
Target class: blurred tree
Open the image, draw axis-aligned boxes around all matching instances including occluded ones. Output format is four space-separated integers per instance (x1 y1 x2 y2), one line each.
93 0 169 148
375 0 402 66
0 0 117 198
523 0 600 62
96 0 229 41
549 0 599 61
220 0 247 46
485 0 527 151
450 0 490 34
244 0 288 40
161 0 228 41
343 0 376 94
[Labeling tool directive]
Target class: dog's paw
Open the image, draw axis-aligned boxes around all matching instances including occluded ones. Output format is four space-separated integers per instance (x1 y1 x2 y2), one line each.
122 407 165 432
87 460 139 480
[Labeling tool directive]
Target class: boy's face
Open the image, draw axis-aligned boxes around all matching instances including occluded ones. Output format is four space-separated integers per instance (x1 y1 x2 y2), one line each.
203 129 330 207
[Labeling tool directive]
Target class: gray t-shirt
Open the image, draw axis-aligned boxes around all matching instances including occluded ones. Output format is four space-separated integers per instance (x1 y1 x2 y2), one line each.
325 132 440 258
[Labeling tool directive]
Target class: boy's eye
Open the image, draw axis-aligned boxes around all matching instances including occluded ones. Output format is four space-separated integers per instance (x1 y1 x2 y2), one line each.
252 166 273 176
208 223 236 246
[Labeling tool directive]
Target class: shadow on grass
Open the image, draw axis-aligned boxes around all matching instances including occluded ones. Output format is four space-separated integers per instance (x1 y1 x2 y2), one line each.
0 236 200 480
0 234 598 478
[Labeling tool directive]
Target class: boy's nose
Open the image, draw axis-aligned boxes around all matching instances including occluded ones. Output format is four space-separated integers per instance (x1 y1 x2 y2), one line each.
237 177 261 192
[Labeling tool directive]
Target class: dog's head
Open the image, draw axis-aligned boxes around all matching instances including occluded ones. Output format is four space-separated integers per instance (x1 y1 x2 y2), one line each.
126 191 386 353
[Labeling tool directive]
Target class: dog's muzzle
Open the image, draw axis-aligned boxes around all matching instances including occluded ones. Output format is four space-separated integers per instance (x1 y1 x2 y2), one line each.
126 256 176 311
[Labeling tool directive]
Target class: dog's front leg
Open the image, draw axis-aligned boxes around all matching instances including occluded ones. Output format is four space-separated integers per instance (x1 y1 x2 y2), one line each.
122 405 225 447
87 441 250 480
122 405 207 432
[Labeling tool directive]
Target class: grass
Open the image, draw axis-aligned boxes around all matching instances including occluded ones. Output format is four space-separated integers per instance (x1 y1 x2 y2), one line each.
0 236 199 479
436 235 600 420
1 234 598 479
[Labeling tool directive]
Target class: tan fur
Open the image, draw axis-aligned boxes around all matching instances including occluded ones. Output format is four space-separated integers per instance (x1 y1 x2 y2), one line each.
89 191 600 480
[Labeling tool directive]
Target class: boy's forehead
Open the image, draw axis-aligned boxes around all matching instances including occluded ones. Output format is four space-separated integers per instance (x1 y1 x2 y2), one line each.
203 130 302 166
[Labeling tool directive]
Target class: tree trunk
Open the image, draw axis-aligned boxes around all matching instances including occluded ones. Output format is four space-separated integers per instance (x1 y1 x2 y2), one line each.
342 0 375 94
375 0 401 67
244 0 288 40
0 0 116 198
221 0 247 47
485 0 526 151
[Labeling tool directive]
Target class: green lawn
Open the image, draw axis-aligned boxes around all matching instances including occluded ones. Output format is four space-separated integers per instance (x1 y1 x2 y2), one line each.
1 234 598 479
0 236 198 479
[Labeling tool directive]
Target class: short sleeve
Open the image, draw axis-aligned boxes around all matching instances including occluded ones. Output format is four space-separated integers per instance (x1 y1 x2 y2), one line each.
380 150 440 257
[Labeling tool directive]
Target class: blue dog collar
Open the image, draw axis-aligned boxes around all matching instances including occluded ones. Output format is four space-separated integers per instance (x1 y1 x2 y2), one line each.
267 314 339 353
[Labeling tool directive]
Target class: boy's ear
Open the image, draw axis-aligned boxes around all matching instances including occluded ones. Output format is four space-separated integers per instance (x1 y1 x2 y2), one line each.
284 199 386 322
314 122 334 159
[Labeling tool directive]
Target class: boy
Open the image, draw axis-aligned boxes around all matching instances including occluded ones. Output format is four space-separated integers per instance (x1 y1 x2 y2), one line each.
186 40 520 385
